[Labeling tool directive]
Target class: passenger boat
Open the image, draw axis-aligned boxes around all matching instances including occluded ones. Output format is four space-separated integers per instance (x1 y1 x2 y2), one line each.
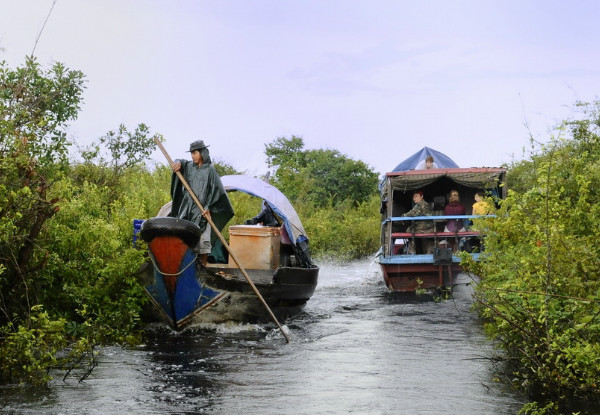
376 147 506 292
136 174 319 329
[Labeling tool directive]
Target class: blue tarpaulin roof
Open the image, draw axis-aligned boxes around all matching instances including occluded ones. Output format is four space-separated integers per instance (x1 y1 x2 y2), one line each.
391 147 459 172
220 175 307 244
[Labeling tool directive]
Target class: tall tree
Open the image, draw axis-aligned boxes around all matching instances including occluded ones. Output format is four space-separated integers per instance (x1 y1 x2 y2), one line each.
0 57 85 322
265 136 378 207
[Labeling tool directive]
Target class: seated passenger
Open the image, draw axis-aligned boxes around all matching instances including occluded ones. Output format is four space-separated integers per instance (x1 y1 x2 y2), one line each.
402 190 434 233
443 190 466 233
472 191 492 215
244 201 279 226
415 155 438 170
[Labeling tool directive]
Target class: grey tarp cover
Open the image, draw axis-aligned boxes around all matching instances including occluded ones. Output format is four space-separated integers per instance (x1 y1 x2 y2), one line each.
220 175 308 244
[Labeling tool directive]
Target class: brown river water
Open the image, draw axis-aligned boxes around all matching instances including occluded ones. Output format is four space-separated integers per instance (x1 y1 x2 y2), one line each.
1 259 528 414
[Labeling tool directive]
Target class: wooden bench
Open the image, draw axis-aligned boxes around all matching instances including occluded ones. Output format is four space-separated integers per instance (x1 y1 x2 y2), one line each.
391 231 481 255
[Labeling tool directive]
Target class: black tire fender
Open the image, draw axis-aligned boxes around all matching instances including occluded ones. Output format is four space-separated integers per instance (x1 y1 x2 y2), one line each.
139 217 202 247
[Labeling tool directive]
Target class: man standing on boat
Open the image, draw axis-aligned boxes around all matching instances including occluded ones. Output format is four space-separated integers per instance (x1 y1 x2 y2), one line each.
170 140 234 265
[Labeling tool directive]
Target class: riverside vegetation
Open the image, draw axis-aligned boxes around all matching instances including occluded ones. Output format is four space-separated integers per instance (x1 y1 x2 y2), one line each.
462 100 600 415
1 58 599 414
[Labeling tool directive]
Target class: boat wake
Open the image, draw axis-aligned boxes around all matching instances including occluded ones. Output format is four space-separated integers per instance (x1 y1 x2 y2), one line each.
313 257 384 290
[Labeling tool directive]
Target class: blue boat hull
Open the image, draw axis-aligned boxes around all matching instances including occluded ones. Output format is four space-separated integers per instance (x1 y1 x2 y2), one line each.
145 247 228 328
138 216 318 329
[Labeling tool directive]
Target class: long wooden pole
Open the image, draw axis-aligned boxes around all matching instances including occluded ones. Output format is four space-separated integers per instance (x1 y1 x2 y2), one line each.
155 138 290 343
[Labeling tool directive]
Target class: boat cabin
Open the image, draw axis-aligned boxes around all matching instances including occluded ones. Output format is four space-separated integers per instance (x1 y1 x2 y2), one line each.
380 167 507 255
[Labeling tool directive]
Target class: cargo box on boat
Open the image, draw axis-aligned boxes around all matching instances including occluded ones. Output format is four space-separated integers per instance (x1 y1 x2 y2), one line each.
227 225 281 270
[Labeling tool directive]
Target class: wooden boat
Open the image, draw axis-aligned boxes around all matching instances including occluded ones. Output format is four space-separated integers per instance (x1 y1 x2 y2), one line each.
137 175 319 329
376 147 506 292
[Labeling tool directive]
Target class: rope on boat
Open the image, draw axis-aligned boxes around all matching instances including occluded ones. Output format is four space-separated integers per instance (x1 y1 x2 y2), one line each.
148 252 198 276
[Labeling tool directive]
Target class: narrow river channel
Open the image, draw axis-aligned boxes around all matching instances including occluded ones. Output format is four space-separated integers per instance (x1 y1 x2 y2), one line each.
2 259 528 414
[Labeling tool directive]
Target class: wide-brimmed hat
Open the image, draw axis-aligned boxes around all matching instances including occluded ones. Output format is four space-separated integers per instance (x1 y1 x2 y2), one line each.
188 140 209 152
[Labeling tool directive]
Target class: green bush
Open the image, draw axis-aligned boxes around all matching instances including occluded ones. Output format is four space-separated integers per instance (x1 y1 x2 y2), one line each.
464 101 600 413
0 306 67 385
302 195 381 260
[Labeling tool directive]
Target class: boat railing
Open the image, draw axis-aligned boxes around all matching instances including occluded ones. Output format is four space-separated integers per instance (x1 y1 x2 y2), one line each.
381 214 495 257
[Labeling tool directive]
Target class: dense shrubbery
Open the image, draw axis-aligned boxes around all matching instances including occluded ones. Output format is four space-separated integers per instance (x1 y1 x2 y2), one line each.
43 165 168 342
0 57 86 384
0 57 172 384
301 195 381 260
463 100 600 414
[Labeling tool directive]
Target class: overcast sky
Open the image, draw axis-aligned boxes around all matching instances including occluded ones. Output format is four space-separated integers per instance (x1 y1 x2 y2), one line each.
1 1 599 175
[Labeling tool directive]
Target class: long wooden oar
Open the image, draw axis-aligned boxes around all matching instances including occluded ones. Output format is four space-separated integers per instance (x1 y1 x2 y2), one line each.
155 138 291 343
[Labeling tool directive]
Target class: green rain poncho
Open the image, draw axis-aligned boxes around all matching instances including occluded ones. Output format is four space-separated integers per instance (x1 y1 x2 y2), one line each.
169 158 234 244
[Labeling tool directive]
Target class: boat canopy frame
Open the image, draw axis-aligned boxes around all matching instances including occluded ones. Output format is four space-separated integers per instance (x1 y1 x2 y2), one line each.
220 175 308 246
379 167 506 260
